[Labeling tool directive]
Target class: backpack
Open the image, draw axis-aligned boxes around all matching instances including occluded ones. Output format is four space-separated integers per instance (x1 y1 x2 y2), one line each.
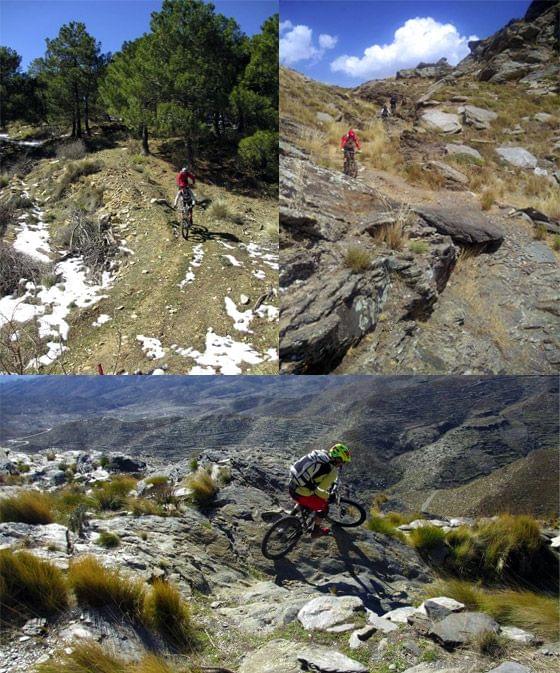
343 136 356 152
289 450 331 488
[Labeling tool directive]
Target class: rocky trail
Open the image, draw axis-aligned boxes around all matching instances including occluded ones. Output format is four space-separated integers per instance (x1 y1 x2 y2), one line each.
0 446 558 673
0 137 278 374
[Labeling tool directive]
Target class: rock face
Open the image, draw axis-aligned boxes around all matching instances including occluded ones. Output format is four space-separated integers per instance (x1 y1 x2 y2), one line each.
459 105 498 130
428 611 500 648
419 110 462 134
415 205 504 246
297 596 365 631
397 58 453 80
425 161 469 188
495 146 538 168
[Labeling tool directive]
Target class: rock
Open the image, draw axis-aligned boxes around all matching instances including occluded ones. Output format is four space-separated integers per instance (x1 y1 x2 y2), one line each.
500 625 541 645
421 597 465 621
479 56 531 84
317 111 335 124
397 58 453 80
459 104 498 129
107 455 147 473
238 639 302 673
426 161 469 187
496 146 538 168
297 646 369 673
298 595 364 631
382 606 416 623
534 112 554 123
22 618 47 636
366 611 399 633
428 611 500 648
349 625 376 649
539 641 560 656
550 535 560 548
0 522 70 552
402 666 466 673
445 144 483 161
240 294 250 305
419 110 462 134
59 624 95 642
415 205 504 245
485 664 532 673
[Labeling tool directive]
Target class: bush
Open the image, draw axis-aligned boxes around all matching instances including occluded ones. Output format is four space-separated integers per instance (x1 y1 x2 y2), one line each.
186 468 219 508
0 202 16 238
0 173 9 188
344 245 371 272
0 549 69 623
0 242 50 296
476 514 541 575
208 199 234 221
144 579 196 649
368 514 405 540
97 530 120 548
8 194 33 210
473 630 507 658
56 209 116 277
130 498 164 516
56 139 86 160
409 525 446 551
53 159 103 199
552 235 560 251
0 491 54 524
69 555 145 620
238 130 278 182
92 476 137 511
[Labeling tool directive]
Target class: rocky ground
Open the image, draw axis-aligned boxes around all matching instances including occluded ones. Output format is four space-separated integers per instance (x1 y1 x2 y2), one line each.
279 1 560 374
1 447 558 673
0 134 278 374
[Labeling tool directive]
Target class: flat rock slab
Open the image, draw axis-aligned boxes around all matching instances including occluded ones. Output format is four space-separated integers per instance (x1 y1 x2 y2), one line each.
445 143 483 161
426 161 469 186
366 611 399 633
496 146 538 168
421 597 465 621
420 110 462 134
500 626 541 645
382 606 417 623
460 105 498 129
298 645 368 673
428 611 499 648
485 664 532 673
298 595 364 631
416 205 504 245
403 665 468 673
238 639 302 673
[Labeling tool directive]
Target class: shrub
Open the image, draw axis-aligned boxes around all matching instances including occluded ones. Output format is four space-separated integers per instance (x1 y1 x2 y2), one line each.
208 199 234 221
69 556 145 620
56 209 115 277
53 159 103 199
473 630 507 658
0 201 16 238
367 514 405 540
0 173 9 188
144 579 196 649
238 130 279 182
409 240 429 254
92 476 137 511
409 525 446 551
480 190 495 211
130 498 164 516
476 514 541 575
46 450 56 461
0 491 54 524
0 242 50 296
97 530 120 548
552 235 560 251
344 245 371 272
8 194 33 210
187 468 219 508
189 457 198 471
0 549 69 623
56 139 86 160
100 454 110 468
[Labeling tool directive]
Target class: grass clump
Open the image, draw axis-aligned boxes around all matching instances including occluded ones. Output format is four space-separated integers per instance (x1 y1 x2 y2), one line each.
97 530 120 548
36 642 127 673
130 498 165 517
208 199 234 221
92 476 137 511
186 468 219 508
480 189 495 211
144 579 196 650
533 223 547 240
56 139 86 160
54 159 103 199
0 201 16 238
0 243 51 296
0 549 69 623
409 525 446 551
409 240 429 254
367 513 405 540
473 630 507 658
344 245 371 272
0 490 54 524
69 555 145 620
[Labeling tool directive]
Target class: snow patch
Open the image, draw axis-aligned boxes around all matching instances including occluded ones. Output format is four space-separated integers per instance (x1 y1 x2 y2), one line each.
137 335 166 360
252 269 266 280
179 244 204 288
255 303 279 322
171 329 263 374
222 254 242 267
92 314 112 327
224 297 254 332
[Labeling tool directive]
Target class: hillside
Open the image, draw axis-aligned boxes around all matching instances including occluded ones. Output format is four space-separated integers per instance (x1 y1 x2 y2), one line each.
279 0 560 374
0 134 278 374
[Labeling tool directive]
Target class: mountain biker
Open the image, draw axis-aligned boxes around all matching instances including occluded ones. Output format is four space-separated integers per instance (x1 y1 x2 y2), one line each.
288 443 351 538
173 164 196 209
381 103 390 120
390 94 398 114
340 129 361 154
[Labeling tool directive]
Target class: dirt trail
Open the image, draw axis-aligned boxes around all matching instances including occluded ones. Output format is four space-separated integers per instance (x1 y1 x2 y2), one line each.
0 142 278 374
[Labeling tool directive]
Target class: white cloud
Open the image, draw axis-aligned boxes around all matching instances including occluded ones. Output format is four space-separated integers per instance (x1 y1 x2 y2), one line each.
331 17 478 79
319 34 338 50
280 23 338 66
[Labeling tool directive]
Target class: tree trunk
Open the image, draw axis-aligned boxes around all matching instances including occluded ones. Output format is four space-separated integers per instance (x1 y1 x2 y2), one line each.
85 96 91 135
72 112 76 138
141 123 149 155
75 86 82 138
213 112 221 137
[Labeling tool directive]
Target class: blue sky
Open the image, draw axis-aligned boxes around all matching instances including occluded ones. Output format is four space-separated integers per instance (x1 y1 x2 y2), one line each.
1 0 277 70
280 0 532 84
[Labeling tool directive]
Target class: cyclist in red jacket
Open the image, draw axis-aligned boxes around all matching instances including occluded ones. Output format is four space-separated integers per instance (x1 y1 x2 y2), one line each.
340 129 361 153
173 165 196 209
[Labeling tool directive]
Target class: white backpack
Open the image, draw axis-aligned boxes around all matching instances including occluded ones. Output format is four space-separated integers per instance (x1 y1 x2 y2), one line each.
289 450 331 488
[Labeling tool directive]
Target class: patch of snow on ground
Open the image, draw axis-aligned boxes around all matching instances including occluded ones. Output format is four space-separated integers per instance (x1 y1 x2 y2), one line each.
92 314 112 327
171 329 263 374
224 297 254 332
179 244 204 288
264 348 278 361
218 241 236 250
152 368 166 375
28 341 68 369
222 254 242 267
241 242 279 270
255 303 279 321
13 201 51 263
136 335 166 360
252 269 266 280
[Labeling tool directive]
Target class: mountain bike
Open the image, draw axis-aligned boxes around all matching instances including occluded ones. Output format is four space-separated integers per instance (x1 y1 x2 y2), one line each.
343 150 358 178
261 480 366 560
176 189 194 240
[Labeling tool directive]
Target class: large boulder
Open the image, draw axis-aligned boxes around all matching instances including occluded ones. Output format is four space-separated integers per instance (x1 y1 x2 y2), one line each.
428 611 500 648
415 205 504 245
496 146 538 168
459 105 498 130
486 664 532 673
297 646 369 673
420 596 465 621
419 110 462 134
107 455 147 473
445 144 483 161
425 161 469 187
238 639 302 673
298 595 364 631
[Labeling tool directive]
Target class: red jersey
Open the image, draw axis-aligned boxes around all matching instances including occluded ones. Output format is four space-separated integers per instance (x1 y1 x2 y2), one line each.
340 133 361 150
176 171 195 188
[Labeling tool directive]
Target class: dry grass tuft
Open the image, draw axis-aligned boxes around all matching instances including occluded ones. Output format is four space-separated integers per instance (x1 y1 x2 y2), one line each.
92 476 137 511
480 189 495 211
36 642 127 673
0 491 54 524
186 468 219 508
144 579 196 650
344 245 371 272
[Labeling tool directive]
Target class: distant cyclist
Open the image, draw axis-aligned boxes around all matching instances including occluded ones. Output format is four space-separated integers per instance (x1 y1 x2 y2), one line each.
381 103 390 121
390 94 398 115
173 164 196 209
288 443 351 538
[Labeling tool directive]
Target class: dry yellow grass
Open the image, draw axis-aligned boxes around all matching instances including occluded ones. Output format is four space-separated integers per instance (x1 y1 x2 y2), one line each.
480 189 496 211
0 491 54 524
144 579 196 650
186 468 219 507
344 245 371 272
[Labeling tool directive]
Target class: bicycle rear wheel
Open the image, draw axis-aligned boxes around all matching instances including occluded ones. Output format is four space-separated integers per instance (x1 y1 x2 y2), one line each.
327 498 366 528
261 516 302 560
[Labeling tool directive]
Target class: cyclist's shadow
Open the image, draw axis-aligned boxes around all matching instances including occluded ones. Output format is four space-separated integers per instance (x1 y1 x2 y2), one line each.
186 225 241 244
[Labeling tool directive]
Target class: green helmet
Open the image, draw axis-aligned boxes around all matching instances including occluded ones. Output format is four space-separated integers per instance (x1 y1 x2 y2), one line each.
329 443 351 463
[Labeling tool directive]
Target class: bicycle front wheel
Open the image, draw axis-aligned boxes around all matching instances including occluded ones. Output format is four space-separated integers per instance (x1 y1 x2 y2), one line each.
261 516 303 560
327 498 366 528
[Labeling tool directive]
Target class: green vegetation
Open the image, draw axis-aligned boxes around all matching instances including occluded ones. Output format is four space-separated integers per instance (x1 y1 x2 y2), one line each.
408 525 447 551
408 240 429 254
186 468 219 508
53 159 103 198
69 555 145 620
0 491 54 524
473 630 507 658
0 549 69 623
367 514 405 540
344 245 371 272
92 476 137 511
144 579 196 649
97 530 120 548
